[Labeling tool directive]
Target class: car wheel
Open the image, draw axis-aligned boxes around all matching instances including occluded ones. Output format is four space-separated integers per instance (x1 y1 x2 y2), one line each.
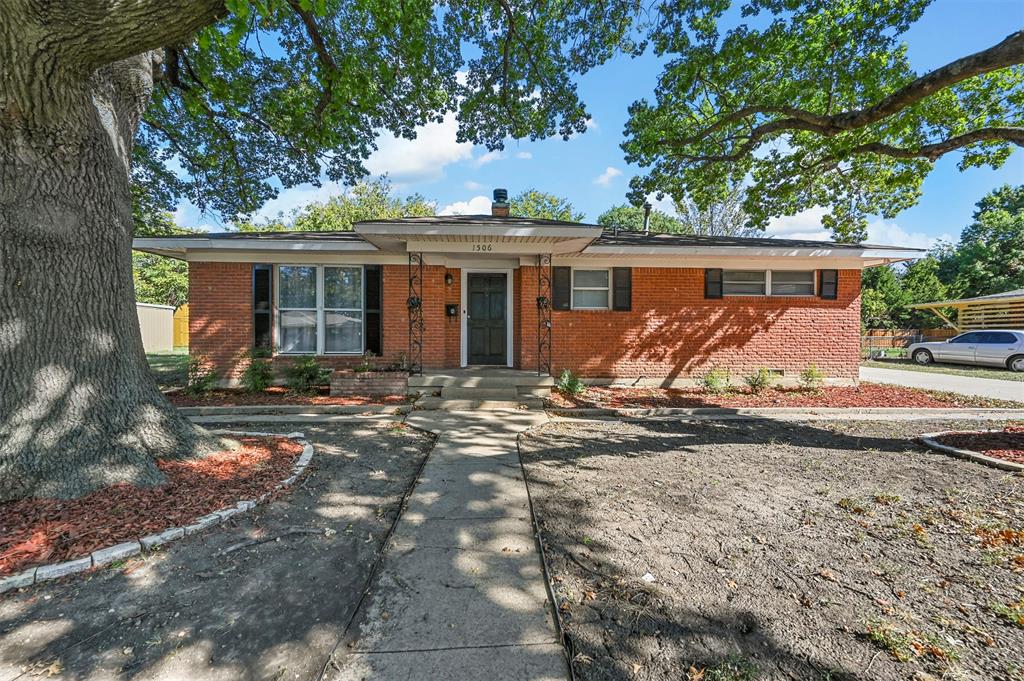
912 349 934 365
1009 355 1024 373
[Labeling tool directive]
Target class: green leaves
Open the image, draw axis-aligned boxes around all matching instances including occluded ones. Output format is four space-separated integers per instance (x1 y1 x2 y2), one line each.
624 1 1023 242
509 190 585 222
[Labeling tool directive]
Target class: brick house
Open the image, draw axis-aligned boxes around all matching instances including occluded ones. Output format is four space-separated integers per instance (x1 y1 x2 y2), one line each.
134 190 921 386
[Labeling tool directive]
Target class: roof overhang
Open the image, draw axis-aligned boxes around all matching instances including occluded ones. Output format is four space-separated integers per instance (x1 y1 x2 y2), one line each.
909 293 1024 309
580 244 923 267
354 222 602 254
133 236 378 260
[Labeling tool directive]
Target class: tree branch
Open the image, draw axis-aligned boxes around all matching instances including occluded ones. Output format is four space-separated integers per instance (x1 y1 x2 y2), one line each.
57 0 225 70
845 127 1024 161
285 0 337 120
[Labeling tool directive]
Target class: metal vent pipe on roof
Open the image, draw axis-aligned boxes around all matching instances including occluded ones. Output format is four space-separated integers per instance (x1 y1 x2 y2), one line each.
643 202 652 235
492 188 509 217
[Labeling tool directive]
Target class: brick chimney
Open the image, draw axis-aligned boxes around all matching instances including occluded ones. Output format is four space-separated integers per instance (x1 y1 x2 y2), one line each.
491 188 509 217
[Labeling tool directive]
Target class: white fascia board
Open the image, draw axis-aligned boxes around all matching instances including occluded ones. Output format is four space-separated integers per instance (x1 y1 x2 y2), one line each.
582 245 922 258
355 223 601 239
131 237 379 252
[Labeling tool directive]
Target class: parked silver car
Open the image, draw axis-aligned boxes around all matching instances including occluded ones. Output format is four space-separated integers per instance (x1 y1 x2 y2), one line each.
908 330 1024 372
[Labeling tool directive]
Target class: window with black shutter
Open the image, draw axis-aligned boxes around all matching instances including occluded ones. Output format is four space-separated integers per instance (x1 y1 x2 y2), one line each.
364 265 382 355
552 266 571 310
612 268 632 311
252 264 272 351
704 268 723 299
819 269 838 300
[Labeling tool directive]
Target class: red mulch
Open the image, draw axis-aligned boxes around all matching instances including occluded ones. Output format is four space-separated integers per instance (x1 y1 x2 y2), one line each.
547 384 1022 410
935 426 1024 465
0 436 302 577
168 386 407 407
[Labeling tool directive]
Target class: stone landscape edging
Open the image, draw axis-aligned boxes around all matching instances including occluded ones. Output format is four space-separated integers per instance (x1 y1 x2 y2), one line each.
919 430 1024 473
547 406 1024 418
0 430 315 595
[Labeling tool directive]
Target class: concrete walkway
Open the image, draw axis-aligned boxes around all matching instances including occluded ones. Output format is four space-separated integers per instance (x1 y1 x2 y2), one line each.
860 366 1023 401
330 409 568 681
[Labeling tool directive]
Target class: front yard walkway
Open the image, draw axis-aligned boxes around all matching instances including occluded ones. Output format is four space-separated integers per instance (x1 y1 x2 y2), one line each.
329 409 568 680
861 365 1024 401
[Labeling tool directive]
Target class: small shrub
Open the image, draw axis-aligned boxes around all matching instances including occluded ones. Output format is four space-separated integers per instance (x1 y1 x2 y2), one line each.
556 368 586 396
184 355 218 395
354 351 377 373
240 350 274 392
698 367 731 394
285 356 330 393
798 364 826 390
742 367 775 394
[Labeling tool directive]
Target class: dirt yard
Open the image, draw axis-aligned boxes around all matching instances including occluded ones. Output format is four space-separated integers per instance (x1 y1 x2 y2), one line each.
168 387 409 407
0 420 432 681
520 417 1024 681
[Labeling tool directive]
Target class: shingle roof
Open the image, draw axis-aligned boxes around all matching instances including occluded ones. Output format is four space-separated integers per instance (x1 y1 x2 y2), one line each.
592 229 922 250
355 215 603 228
148 230 366 241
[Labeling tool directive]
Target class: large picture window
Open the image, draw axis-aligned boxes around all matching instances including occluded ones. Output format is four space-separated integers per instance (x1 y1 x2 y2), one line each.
277 265 365 355
572 269 610 309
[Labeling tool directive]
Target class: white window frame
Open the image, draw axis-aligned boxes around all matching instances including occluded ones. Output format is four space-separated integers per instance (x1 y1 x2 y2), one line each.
720 270 818 297
274 264 366 356
571 267 612 310
768 270 817 297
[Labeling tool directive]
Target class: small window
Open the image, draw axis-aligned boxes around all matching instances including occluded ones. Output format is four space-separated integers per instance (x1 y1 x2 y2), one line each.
722 270 766 296
572 269 610 309
278 266 317 353
771 271 815 296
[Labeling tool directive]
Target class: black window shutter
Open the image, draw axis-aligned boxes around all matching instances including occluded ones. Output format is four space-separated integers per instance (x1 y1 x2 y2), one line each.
612 268 632 311
253 264 272 351
819 269 838 300
704 268 723 299
364 265 382 355
552 266 571 310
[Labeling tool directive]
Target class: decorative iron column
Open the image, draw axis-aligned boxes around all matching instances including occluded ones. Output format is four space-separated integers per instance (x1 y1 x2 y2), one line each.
536 254 552 376
407 252 424 375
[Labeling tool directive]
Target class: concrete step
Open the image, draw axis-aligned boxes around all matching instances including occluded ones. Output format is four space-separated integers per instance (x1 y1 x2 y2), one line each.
415 396 544 411
409 373 554 389
441 386 519 400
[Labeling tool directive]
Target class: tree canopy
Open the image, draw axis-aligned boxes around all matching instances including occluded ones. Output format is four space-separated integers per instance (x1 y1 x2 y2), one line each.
597 204 689 233
509 189 585 222
861 184 1023 328
623 1 1023 242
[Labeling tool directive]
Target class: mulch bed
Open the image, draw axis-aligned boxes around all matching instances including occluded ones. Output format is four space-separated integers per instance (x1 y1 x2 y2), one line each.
0 436 302 577
547 383 1023 409
168 386 407 407
935 425 1024 464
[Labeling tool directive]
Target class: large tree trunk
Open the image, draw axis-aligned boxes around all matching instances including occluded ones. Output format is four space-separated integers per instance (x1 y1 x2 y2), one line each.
0 44 222 500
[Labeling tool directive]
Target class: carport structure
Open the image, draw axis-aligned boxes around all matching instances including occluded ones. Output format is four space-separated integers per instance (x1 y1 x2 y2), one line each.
909 288 1024 332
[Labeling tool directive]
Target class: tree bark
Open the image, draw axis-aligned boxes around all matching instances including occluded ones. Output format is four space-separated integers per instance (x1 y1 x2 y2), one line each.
0 26 222 500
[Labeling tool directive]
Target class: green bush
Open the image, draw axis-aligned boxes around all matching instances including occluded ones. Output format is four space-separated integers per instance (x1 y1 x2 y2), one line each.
556 368 586 396
240 350 274 392
743 367 775 394
285 356 330 393
698 367 731 394
184 355 218 395
798 364 826 391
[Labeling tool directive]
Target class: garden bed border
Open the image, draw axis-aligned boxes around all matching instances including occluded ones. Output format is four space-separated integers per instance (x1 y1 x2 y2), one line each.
919 430 1024 473
0 430 315 595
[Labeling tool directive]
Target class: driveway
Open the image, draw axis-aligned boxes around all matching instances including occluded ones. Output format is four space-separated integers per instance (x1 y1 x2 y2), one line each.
860 365 1023 401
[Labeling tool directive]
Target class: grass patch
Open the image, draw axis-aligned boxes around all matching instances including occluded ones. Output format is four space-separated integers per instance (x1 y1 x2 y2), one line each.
862 359 1024 382
147 350 189 389
991 599 1024 628
864 620 959 663
688 658 760 681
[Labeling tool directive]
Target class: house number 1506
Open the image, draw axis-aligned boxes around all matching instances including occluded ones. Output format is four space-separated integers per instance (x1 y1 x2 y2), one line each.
472 244 493 252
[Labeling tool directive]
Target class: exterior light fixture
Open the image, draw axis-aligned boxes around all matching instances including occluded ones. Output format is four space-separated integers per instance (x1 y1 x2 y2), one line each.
445 272 454 286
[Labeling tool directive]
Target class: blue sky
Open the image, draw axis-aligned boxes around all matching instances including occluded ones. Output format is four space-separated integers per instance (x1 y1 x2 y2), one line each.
175 0 1024 249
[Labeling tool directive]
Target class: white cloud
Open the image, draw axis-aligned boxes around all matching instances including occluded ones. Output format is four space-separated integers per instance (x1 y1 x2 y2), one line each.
253 181 345 222
439 195 492 215
472 150 504 167
767 207 948 248
765 207 832 241
593 166 622 187
515 151 532 160
464 180 485 191
585 118 598 130
365 112 473 183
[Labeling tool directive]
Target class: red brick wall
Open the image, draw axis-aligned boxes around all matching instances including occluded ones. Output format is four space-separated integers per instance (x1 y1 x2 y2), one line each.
190 262 861 381
188 262 252 380
517 267 861 380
